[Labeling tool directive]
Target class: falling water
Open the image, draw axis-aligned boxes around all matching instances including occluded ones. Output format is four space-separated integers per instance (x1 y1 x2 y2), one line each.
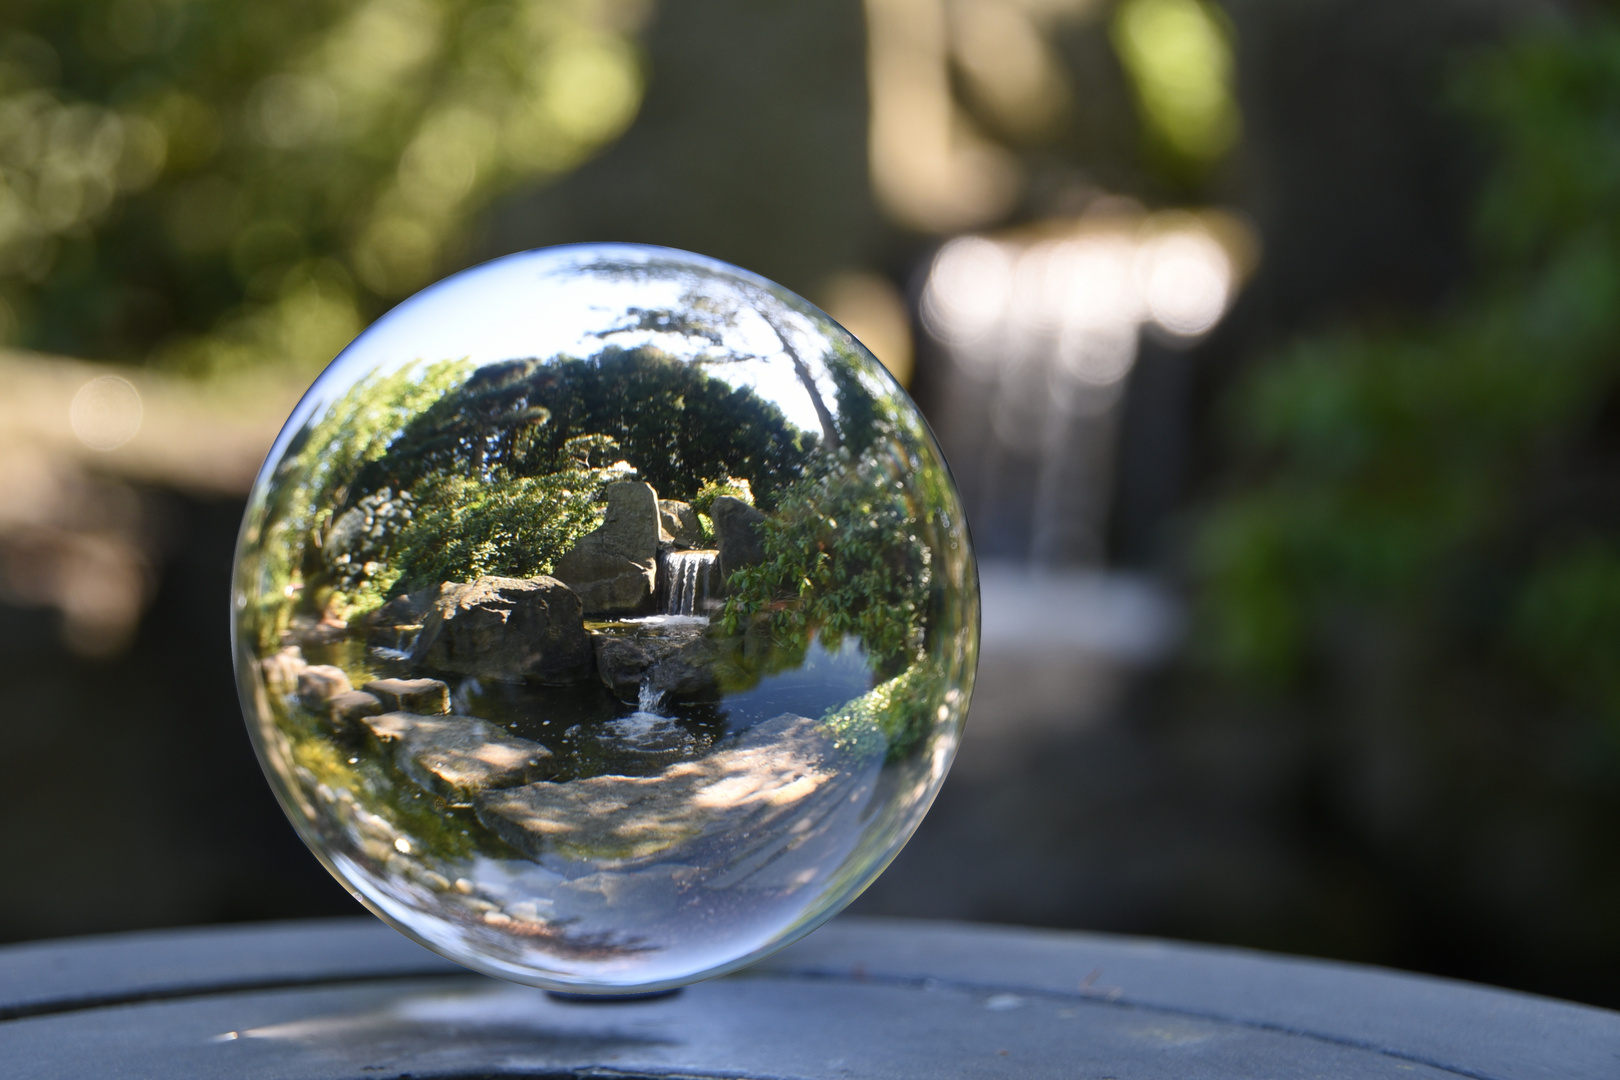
603 676 695 760
663 550 718 616
638 678 665 715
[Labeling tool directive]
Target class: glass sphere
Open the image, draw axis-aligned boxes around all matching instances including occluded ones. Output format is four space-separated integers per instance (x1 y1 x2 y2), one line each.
232 244 978 993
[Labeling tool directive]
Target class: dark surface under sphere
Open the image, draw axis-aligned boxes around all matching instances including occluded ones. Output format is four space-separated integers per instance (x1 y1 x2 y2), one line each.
2 916 1615 1079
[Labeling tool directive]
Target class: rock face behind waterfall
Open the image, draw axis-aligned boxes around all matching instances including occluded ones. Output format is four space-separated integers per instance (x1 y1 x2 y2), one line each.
553 480 660 616
411 576 595 684
710 496 767 585
594 633 689 702
659 499 703 547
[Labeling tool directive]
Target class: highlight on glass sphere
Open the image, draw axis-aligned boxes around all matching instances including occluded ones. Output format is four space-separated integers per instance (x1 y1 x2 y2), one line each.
232 244 978 993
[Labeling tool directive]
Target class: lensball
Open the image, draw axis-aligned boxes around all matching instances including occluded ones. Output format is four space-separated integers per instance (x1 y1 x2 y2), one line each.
232 244 978 993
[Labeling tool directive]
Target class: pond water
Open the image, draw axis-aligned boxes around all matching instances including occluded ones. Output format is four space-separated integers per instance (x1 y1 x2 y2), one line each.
264 618 912 990
305 618 878 784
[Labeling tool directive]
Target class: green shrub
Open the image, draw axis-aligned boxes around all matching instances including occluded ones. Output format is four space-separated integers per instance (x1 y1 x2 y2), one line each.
1195 19 1620 727
386 435 623 594
0 0 642 376
720 350 958 676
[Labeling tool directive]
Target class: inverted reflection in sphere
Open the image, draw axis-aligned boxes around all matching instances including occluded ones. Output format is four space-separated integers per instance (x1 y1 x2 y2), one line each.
233 245 978 992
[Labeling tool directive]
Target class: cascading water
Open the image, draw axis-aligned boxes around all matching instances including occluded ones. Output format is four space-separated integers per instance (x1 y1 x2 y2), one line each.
604 675 694 760
638 678 666 715
663 550 718 616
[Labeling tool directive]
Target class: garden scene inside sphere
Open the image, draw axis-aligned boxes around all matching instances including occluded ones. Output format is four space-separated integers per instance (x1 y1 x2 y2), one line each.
232 245 979 992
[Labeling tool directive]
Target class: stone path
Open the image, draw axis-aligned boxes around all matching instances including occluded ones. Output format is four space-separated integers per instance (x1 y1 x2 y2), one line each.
476 714 873 878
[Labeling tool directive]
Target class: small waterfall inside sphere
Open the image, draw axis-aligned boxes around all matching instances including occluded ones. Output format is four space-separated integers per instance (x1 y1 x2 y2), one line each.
663 550 717 616
637 678 666 715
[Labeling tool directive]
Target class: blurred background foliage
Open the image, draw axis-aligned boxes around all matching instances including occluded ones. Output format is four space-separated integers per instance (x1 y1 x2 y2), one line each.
0 0 645 377
7 0 1620 1010
1202 21 1620 721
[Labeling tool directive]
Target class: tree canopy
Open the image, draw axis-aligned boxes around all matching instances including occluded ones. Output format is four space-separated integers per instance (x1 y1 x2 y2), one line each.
0 0 643 376
351 344 814 512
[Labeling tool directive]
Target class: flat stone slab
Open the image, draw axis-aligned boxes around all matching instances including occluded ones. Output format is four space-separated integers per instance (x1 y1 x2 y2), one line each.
325 690 383 734
361 711 553 800
362 678 450 715
476 714 862 866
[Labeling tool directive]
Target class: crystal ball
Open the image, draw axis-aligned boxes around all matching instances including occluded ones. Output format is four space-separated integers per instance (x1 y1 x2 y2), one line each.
232 244 978 992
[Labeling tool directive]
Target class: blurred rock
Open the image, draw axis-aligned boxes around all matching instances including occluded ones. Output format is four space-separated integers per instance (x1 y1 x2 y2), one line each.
259 647 306 695
284 613 349 647
364 590 435 632
295 665 351 708
326 690 383 734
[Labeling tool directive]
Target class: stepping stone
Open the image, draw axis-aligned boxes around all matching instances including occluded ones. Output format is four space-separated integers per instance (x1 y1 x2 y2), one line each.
325 690 383 735
259 647 306 694
363 677 450 715
296 665 351 708
361 711 553 800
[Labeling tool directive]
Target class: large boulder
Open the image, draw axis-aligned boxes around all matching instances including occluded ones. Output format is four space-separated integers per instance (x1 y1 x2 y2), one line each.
646 633 731 702
594 635 662 702
593 630 698 702
658 499 703 547
410 576 595 684
710 496 767 584
553 480 660 616
644 612 783 703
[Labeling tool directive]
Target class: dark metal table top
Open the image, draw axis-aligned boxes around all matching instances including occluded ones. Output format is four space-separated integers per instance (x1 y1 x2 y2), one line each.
2 915 1615 1079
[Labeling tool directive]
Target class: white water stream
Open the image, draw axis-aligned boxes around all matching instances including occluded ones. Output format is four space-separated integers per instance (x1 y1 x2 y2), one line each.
663 550 718 616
